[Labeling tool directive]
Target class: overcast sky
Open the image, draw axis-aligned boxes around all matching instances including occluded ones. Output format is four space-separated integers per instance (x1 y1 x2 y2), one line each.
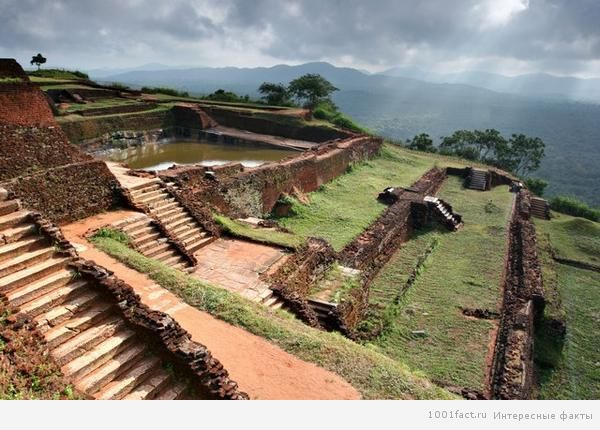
1 0 600 77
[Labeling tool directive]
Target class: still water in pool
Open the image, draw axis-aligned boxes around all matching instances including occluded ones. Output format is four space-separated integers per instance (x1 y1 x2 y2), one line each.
102 140 297 170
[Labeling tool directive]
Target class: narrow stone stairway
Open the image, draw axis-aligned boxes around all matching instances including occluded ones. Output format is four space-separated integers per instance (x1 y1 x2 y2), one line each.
128 179 215 255
424 196 463 230
255 288 285 310
530 197 550 220
0 195 190 400
468 168 488 191
112 214 190 270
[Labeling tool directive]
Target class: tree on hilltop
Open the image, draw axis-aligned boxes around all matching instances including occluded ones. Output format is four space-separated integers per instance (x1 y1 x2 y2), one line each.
407 133 436 152
30 53 47 70
258 82 292 106
288 74 338 111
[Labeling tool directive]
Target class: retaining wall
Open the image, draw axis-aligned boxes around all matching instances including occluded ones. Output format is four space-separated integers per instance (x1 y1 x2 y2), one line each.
4 160 122 224
492 190 544 399
162 136 383 218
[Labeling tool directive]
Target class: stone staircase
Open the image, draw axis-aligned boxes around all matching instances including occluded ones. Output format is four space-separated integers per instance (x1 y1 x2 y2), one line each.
255 288 285 310
0 196 190 400
468 168 488 191
307 298 339 330
112 214 190 270
128 179 215 256
530 197 550 220
424 196 463 231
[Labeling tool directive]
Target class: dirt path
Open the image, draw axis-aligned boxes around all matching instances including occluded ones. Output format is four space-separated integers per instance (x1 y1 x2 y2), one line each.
61 211 360 400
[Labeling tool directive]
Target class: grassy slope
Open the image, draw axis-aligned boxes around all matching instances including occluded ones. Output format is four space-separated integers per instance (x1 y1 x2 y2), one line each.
367 176 515 391
276 144 438 250
91 234 456 400
535 215 600 399
214 215 302 249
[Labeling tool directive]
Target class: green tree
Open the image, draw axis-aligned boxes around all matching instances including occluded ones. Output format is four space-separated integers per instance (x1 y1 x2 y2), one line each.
524 178 549 196
288 74 338 111
505 134 545 176
258 82 291 106
30 53 47 70
407 133 436 152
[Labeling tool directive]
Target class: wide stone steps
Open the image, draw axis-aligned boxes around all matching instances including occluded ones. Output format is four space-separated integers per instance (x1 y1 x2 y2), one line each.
114 214 191 270
530 197 550 220
0 200 189 400
129 181 214 258
468 169 488 191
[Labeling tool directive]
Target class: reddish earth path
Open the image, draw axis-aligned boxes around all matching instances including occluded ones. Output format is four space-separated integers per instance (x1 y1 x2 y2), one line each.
61 211 360 400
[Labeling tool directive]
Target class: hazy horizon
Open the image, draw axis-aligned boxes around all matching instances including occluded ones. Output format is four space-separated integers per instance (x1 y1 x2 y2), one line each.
3 0 600 79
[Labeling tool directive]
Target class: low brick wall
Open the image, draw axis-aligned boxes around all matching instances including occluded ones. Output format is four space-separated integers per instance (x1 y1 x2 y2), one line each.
199 106 350 142
4 160 122 225
0 83 57 126
336 167 448 335
492 190 544 399
267 238 336 328
59 109 176 144
78 103 157 117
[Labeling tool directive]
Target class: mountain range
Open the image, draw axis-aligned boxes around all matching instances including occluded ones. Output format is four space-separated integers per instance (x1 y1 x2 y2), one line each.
91 62 600 205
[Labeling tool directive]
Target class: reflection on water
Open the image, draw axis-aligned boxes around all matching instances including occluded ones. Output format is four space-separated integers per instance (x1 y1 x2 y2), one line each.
101 140 297 170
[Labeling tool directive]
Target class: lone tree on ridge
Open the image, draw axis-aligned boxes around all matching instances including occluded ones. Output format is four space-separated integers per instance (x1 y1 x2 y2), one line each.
288 73 338 112
258 82 292 106
30 53 47 70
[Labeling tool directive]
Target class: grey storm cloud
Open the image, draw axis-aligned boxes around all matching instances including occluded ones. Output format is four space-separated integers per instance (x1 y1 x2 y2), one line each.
1 0 600 75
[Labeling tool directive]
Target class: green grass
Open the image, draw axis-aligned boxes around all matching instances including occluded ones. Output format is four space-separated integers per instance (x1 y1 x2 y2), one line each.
534 216 600 399
367 176 515 391
28 68 89 80
59 98 144 113
214 215 303 249
90 233 456 399
536 214 600 266
56 103 173 122
276 144 439 250
0 77 24 83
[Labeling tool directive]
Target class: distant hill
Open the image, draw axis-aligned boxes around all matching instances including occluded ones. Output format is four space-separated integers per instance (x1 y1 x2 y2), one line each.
95 62 600 205
381 67 600 103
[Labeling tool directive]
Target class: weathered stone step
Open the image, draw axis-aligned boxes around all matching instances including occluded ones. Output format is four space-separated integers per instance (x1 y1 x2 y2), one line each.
122 218 152 233
161 254 186 267
0 223 37 244
137 190 170 205
95 356 161 400
164 215 195 231
153 248 180 262
153 202 180 216
144 241 173 257
134 231 162 247
0 209 30 230
121 370 171 400
6 268 73 307
0 257 69 293
52 315 125 365
128 225 156 239
0 246 56 278
130 183 162 196
63 328 137 381
35 289 103 332
44 300 115 348
147 197 175 210
171 223 197 239
128 179 161 192
158 210 188 226
75 342 147 395
186 236 214 253
0 199 20 217
155 206 185 221
153 380 188 400
0 235 46 264
17 279 89 318
136 237 167 253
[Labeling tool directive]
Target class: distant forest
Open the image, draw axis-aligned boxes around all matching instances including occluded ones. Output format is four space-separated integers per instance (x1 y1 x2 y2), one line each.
335 90 600 205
